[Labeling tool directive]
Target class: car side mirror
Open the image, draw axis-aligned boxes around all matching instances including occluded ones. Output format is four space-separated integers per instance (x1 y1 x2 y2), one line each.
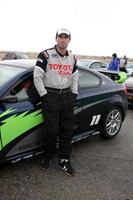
0 95 17 103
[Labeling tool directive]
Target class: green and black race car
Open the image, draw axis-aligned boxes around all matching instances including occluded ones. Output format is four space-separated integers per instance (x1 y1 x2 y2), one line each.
0 59 128 165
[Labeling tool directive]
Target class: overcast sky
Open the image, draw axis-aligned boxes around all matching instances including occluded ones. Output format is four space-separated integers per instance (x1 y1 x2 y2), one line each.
0 0 133 57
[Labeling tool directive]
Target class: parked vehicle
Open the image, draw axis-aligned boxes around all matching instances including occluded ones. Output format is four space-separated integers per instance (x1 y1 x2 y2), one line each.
124 75 133 103
2 52 29 60
77 59 108 69
0 59 128 164
125 62 133 77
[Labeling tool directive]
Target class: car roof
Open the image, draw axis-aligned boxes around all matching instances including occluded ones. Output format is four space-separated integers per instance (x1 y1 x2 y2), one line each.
0 58 112 81
0 59 36 69
0 58 104 70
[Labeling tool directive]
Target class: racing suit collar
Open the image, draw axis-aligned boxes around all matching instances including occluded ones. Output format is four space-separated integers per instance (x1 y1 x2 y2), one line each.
55 45 69 57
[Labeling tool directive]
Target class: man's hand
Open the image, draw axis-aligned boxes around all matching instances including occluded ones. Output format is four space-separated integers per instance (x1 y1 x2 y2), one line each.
41 94 47 103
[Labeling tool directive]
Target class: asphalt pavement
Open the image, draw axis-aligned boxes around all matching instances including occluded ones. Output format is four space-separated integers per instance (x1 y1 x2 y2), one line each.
0 104 133 200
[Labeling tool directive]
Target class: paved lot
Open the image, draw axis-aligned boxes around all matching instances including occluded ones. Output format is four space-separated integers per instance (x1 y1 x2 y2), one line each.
0 104 133 200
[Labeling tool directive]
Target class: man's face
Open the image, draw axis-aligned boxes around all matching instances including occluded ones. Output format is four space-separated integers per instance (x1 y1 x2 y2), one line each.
56 34 70 49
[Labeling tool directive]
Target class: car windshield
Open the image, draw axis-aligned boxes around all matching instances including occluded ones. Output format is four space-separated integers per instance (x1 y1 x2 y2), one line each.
77 60 92 68
0 65 25 87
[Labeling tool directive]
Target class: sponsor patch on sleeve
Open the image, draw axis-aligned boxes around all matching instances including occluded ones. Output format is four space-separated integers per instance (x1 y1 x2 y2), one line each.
42 51 49 59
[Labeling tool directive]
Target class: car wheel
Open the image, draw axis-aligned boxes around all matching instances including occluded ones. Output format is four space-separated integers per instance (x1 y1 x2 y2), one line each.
100 107 123 139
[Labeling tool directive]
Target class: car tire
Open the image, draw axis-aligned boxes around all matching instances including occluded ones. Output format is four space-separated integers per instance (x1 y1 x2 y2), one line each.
100 107 123 139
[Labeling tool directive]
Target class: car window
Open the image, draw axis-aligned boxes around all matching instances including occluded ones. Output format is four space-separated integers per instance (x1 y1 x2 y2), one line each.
0 65 25 87
77 60 91 68
2 52 29 60
90 62 101 69
101 63 108 68
16 53 29 59
10 77 32 101
79 70 101 89
90 62 107 69
10 75 40 102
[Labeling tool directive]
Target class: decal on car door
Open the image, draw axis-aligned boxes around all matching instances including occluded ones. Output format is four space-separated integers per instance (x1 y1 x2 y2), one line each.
0 108 44 147
90 115 101 126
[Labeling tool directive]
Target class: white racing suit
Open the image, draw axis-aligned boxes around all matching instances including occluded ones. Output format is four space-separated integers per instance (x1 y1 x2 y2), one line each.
34 45 78 160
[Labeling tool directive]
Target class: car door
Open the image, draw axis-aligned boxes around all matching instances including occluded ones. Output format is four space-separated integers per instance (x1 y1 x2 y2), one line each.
0 73 45 162
75 69 106 137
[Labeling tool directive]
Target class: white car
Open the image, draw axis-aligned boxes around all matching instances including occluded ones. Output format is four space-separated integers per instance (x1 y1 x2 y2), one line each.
125 62 133 77
77 59 108 70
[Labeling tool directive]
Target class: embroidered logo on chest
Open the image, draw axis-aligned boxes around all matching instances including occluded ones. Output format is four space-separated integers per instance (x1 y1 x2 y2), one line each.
48 63 72 76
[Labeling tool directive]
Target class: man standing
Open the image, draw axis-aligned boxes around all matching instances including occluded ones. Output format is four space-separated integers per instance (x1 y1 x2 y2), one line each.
119 55 128 73
108 53 120 71
34 28 78 176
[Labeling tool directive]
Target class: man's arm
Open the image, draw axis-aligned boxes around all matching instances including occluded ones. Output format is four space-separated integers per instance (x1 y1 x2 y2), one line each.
71 62 79 95
33 52 48 97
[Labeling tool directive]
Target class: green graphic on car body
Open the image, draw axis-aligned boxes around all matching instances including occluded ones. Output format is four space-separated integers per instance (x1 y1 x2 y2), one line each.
0 108 44 147
0 108 16 118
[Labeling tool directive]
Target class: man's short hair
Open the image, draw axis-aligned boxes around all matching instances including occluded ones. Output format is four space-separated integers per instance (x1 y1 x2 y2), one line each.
112 53 117 58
